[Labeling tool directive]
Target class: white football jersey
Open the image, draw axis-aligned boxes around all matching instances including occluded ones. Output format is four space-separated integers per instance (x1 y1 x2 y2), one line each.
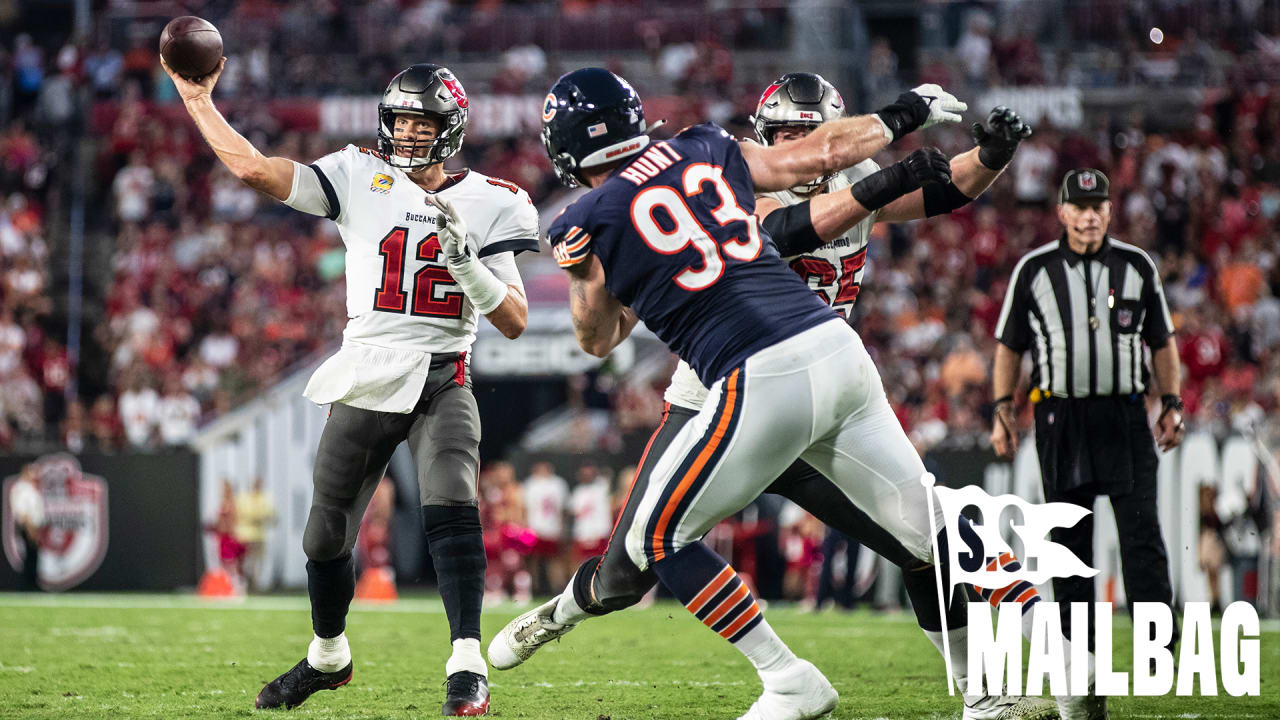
663 160 881 411
570 479 613 544
291 144 540 353
523 474 570 540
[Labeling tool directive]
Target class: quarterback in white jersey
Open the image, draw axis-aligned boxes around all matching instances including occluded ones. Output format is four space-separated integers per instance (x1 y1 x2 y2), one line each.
165 58 527 715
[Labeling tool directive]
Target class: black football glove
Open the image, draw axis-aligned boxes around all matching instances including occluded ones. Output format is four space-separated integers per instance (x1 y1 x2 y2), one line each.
875 84 967 139
971 106 1032 170
900 146 952 186
851 147 952 211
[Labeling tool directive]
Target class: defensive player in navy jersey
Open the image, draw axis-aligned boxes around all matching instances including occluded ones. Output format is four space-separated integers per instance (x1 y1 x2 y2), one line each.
491 67 975 720
492 73 1070 720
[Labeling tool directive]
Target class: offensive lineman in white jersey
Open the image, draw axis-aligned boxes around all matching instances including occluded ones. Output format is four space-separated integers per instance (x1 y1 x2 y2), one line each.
165 58 536 715
492 73 1098 720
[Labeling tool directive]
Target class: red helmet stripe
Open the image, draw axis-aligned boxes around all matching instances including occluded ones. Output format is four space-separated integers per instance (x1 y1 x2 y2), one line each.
757 83 782 110
439 71 468 109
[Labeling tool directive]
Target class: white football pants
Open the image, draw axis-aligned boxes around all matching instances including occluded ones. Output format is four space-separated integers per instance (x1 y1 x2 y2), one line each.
626 318 941 570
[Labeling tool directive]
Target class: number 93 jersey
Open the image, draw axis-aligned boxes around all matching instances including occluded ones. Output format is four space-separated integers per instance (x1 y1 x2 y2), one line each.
287 144 540 353
548 123 836 387
664 159 882 410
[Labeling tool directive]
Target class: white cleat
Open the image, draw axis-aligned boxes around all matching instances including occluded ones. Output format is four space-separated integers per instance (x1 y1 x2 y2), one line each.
965 696 1061 720
736 659 838 720
487 595 576 670
1056 694 1107 720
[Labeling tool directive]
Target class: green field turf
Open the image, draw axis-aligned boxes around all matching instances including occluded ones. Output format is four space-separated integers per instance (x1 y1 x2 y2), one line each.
0 593 1276 719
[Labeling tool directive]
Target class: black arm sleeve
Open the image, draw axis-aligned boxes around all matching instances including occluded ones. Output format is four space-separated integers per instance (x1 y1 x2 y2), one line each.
760 201 825 257
922 181 975 217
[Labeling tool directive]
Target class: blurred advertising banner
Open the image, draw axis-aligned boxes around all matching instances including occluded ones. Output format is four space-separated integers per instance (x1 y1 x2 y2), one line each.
320 94 544 139
0 451 201 592
91 94 703 141
975 87 1084 129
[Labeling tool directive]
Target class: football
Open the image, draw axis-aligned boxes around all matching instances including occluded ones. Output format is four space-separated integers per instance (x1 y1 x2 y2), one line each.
159 16 223 79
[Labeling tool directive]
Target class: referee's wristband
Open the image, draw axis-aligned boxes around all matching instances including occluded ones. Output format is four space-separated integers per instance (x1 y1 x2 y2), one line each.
993 395 1014 407
1160 394 1183 413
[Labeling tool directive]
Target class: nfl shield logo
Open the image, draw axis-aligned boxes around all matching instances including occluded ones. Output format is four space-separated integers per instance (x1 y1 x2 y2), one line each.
3 454 108 591
587 123 608 138
1117 308 1133 328
1078 171 1096 191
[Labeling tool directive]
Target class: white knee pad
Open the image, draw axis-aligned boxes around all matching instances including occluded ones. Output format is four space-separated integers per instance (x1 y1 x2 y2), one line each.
624 519 650 572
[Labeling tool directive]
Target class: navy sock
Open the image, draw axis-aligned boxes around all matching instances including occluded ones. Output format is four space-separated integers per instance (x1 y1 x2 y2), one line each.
652 542 763 643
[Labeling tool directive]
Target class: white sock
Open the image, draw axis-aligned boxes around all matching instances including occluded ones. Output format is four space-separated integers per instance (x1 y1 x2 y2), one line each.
735 618 796 674
924 627 980 704
552 583 590 625
445 637 487 678
307 633 351 673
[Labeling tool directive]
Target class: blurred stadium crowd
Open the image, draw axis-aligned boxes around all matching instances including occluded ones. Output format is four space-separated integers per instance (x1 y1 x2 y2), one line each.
1 1 1278 601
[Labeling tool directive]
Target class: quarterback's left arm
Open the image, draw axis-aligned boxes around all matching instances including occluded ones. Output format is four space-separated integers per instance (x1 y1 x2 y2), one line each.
430 196 528 339
566 255 637 358
479 256 529 340
877 107 1032 223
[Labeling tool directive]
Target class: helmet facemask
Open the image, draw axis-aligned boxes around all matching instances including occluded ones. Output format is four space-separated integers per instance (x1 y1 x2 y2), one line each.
378 109 460 170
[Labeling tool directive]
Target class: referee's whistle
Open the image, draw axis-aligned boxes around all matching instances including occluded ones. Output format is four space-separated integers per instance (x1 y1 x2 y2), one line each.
1108 292 1115 309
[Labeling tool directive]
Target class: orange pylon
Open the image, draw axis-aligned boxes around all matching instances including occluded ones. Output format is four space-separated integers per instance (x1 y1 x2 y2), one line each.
197 567 239 598
354 566 397 602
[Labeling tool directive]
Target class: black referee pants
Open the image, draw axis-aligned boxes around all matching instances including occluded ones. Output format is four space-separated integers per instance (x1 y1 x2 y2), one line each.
1036 396 1177 653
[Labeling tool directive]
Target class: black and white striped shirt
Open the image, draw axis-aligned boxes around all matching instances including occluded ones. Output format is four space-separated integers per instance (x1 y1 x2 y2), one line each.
995 235 1174 398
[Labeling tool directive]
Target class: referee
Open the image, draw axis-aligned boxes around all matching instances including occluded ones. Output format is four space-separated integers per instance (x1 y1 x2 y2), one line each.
989 169 1185 662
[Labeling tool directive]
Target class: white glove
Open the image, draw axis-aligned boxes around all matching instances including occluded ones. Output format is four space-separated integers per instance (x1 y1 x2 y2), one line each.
426 193 508 314
911 83 968 129
429 194 471 262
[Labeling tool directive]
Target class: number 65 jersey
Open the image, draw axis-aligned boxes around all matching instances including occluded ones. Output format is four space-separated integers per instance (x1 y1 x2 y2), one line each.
548 123 836 387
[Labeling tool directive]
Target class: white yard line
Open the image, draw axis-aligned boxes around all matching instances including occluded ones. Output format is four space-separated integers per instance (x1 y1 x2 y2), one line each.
0 592 445 614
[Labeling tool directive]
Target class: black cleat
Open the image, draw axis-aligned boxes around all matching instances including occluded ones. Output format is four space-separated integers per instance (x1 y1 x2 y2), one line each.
255 658 352 710
441 670 489 716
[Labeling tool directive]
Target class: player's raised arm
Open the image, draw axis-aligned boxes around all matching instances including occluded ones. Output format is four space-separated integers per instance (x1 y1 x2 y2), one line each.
877 107 1032 223
756 147 953 255
741 84 967 193
162 57 295 201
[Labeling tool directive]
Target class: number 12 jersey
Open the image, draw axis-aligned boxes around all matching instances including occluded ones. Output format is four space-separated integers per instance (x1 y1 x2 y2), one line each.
287 144 540 353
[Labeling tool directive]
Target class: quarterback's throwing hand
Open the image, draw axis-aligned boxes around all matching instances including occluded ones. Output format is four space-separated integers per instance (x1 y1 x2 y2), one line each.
911 84 968 130
161 55 226 103
428 195 471 263
971 106 1033 170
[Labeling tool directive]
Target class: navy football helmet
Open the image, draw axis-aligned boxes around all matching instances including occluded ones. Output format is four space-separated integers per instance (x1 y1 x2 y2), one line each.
541 68 650 187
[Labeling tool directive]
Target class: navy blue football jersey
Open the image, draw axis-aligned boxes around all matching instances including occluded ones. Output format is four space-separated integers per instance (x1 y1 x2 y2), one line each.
548 123 837 386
